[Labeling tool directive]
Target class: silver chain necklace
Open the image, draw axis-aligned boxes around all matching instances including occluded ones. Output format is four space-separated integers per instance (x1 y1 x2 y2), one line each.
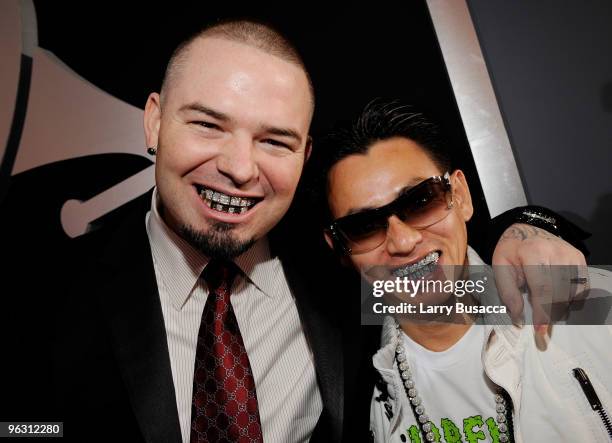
393 322 512 442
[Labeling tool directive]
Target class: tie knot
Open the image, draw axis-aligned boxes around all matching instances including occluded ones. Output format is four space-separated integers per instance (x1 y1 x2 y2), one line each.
201 260 238 292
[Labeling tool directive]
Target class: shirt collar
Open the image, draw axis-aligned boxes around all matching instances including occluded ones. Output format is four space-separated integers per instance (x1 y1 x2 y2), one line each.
146 187 209 310
233 237 278 299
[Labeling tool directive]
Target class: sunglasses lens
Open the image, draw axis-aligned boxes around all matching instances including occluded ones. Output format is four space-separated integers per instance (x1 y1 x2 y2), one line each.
336 213 389 254
397 181 450 227
333 177 452 254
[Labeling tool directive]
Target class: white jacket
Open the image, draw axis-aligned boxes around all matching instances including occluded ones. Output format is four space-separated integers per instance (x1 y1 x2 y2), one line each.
370 248 612 442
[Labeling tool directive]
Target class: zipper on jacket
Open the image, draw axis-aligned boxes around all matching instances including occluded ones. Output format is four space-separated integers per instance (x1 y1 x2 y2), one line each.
573 368 612 440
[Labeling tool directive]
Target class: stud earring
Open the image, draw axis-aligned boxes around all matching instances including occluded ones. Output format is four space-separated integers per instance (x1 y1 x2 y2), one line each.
147 146 157 156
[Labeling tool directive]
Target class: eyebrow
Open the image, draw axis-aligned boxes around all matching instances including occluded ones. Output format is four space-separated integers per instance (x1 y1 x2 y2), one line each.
344 176 428 216
178 103 230 121
259 125 303 144
177 103 303 144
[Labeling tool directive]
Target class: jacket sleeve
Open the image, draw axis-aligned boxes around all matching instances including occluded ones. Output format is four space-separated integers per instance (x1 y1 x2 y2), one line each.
477 205 591 263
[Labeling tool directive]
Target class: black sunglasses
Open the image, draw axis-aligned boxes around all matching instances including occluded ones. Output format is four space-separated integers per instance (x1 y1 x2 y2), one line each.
327 172 453 255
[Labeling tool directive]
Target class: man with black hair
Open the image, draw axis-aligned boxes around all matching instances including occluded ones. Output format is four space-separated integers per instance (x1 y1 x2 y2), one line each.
320 99 612 442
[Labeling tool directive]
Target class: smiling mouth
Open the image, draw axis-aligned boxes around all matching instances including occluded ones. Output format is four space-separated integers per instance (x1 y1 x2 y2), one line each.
194 184 262 214
392 251 441 279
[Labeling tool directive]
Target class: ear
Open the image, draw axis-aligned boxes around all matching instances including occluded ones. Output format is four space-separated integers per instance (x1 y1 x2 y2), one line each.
451 170 474 222
144 92 162 149
304 135 313 162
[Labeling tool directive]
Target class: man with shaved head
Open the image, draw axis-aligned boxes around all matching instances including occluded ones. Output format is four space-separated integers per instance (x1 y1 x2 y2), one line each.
56 20 329 443
52 19 589 443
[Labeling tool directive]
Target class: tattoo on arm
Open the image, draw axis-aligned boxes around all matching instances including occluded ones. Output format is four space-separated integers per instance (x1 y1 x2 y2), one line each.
501 225 557 241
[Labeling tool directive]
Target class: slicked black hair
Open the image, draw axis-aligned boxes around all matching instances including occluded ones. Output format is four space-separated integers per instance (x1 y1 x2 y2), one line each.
310 98 453 225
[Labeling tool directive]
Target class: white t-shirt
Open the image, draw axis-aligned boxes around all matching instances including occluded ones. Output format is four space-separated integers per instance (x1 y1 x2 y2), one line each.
399 325 505 442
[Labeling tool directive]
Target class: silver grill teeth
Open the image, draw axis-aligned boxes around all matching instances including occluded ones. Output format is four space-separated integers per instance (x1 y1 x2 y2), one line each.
393 252 440 278
198 185 258 210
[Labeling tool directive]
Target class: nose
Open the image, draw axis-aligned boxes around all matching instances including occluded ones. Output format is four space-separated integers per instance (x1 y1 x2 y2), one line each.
385 215 423 256
216 134 259 186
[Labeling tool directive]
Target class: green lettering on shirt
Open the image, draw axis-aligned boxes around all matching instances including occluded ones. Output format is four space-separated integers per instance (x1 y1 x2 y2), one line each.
485 417 502 443
403 415 500 442
429 422 441 442
441 417 463 443
405 423 442 443
407 425 422 443
463 416 486 443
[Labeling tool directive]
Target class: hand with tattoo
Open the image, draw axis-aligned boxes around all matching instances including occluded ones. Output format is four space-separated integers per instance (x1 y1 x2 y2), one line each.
492 223 589 335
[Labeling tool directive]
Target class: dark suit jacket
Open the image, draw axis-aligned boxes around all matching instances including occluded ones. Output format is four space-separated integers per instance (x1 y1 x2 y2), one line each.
52 189 343 443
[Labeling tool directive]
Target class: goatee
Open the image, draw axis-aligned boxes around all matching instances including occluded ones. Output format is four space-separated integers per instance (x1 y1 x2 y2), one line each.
179 222 256 261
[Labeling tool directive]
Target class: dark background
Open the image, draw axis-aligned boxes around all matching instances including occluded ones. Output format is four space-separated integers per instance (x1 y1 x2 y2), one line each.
468 0 612 264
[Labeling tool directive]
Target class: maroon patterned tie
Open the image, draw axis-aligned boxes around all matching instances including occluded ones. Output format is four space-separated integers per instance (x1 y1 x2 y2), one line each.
190 260 263 443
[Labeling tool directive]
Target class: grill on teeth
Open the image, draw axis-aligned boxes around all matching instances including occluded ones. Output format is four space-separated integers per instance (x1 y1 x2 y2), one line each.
197 186 257 214
393 251 440 278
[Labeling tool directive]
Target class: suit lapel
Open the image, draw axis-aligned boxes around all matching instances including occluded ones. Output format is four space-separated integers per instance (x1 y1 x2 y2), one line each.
96 192 182 443
278 250 344 442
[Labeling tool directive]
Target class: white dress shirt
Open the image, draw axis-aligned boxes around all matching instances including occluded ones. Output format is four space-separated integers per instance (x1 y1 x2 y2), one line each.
145 188 323 443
